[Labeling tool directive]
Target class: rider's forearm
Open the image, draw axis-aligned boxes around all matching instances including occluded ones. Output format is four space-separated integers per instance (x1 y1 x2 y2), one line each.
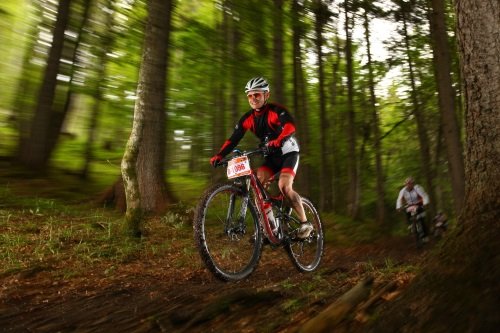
275 123 295 144
218 140 236 157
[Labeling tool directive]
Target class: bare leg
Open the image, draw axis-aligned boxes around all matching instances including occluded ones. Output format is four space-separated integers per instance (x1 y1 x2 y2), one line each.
278 173 307 223
257 168 272 186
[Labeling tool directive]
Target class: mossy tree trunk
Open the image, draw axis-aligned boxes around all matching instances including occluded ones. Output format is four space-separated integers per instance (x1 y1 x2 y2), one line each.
121 0 175 237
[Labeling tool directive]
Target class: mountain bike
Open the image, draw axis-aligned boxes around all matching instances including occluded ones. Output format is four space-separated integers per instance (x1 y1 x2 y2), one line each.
194 146 324 281
405 204 427 248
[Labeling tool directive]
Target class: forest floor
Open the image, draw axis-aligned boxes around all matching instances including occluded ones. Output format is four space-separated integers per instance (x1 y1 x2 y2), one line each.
0 232 430 332
0 170 434 333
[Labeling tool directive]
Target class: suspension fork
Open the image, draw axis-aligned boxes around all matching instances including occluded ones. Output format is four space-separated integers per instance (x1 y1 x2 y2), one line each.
236 178 251 224
225 178 252 235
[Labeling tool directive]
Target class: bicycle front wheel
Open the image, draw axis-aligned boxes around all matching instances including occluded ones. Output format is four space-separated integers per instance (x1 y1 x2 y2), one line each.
285 197 324 272
194 183 262 281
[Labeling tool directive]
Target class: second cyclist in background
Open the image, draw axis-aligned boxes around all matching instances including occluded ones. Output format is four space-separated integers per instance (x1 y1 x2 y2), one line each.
396 177 430 242
210 77 313 239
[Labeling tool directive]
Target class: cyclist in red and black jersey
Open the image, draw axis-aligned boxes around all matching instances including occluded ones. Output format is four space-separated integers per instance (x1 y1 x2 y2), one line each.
210 77 313 239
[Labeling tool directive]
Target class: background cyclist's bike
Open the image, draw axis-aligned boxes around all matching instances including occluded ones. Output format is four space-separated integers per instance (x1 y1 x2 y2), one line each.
194 146 324 281
405 204 427 248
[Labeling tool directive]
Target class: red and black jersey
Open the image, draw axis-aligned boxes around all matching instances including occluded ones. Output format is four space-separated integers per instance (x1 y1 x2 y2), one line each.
217 103 297 157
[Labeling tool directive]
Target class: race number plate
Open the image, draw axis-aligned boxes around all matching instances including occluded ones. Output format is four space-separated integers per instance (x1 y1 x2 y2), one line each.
227 156 251 179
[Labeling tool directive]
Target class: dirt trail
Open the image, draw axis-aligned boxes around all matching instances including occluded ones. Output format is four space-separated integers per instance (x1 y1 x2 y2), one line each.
0 237 425 333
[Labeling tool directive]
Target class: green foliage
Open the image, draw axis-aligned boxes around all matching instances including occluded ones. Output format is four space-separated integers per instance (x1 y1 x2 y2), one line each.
0 0 460 224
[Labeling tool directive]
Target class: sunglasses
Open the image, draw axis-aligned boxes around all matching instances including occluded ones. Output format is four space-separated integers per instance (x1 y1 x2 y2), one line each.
247 92 265 99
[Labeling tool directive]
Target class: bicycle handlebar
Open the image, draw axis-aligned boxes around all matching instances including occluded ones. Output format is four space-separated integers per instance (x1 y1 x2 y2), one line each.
215 146 269 168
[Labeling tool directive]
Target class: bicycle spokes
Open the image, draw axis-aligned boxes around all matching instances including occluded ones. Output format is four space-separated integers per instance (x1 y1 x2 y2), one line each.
284 198 324 272
194 183 263 281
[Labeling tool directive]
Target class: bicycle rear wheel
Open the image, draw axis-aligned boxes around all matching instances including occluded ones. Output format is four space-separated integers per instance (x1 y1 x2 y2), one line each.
284 197 324 272
194 183 262 281
414 219 424 248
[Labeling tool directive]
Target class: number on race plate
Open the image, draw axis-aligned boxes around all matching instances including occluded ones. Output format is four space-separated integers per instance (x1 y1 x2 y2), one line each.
227 156 252 179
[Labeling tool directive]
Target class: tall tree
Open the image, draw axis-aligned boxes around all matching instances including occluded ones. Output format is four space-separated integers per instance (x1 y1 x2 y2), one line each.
291 0 311 195
362 3 386 225
344 0 359 218
227 0 241 125
122 0 175 236
17 0 72 172
370 0 499 330
427 0 465 215
81 0 114 179
399 1 437 216
272 0 285 104
313 0 333 211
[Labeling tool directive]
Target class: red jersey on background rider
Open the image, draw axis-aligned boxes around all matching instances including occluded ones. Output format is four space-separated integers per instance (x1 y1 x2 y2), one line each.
210 77 313 239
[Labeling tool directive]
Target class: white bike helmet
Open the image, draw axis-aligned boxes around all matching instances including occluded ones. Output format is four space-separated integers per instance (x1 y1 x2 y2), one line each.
405 177 414 185
245 77 270 93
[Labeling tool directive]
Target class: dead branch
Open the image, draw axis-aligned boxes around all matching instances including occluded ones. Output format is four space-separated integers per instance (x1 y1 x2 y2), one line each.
298 276 374 333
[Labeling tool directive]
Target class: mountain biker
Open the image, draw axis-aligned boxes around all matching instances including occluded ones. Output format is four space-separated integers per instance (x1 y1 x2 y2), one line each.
396 177 430 241
210 77 313 239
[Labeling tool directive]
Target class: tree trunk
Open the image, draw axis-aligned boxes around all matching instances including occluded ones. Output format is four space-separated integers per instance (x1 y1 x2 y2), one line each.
369 1 500 331
210 2 229 183
272 0 285 105
344 3 359 219
122 0 175 235
291 0 311 196
363 10 385 225
82 0 114 179
227 0 240 126
136 0 175 213
17 0 72 172
330 31 342 213
427 0 465 217
402 13 436 217
12 1 44 148
313 0 333 211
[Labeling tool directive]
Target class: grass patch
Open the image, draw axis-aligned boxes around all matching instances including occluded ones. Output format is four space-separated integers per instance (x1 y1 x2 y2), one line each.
0 185 199 277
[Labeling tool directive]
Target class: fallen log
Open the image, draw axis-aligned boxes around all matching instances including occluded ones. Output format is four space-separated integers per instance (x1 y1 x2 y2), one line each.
358 280 398 313
298 276 374 333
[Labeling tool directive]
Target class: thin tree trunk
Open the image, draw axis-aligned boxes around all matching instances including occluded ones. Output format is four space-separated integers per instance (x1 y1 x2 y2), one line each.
211 2 228 183
18 0 72 172
292 0 311 195
314 0 333 211
363 10 385 225
82 0 114 179
227 0 240 125
402 13 436 217
427 0 465 216
331 31 342 213
273 0 285 105
344 3 359 219
13 1 44 149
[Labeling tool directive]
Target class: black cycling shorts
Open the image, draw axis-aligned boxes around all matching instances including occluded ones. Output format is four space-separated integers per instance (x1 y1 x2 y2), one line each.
259 152 300 177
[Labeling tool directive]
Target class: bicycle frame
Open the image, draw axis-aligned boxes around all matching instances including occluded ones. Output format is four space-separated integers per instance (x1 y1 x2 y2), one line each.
223 148 285 245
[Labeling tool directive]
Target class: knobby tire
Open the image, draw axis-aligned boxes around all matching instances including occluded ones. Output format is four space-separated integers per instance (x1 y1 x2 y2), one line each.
194 183 263 281
284 197 324 272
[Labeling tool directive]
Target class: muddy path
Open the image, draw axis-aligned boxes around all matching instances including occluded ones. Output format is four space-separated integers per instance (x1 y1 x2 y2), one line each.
0 237 425 333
